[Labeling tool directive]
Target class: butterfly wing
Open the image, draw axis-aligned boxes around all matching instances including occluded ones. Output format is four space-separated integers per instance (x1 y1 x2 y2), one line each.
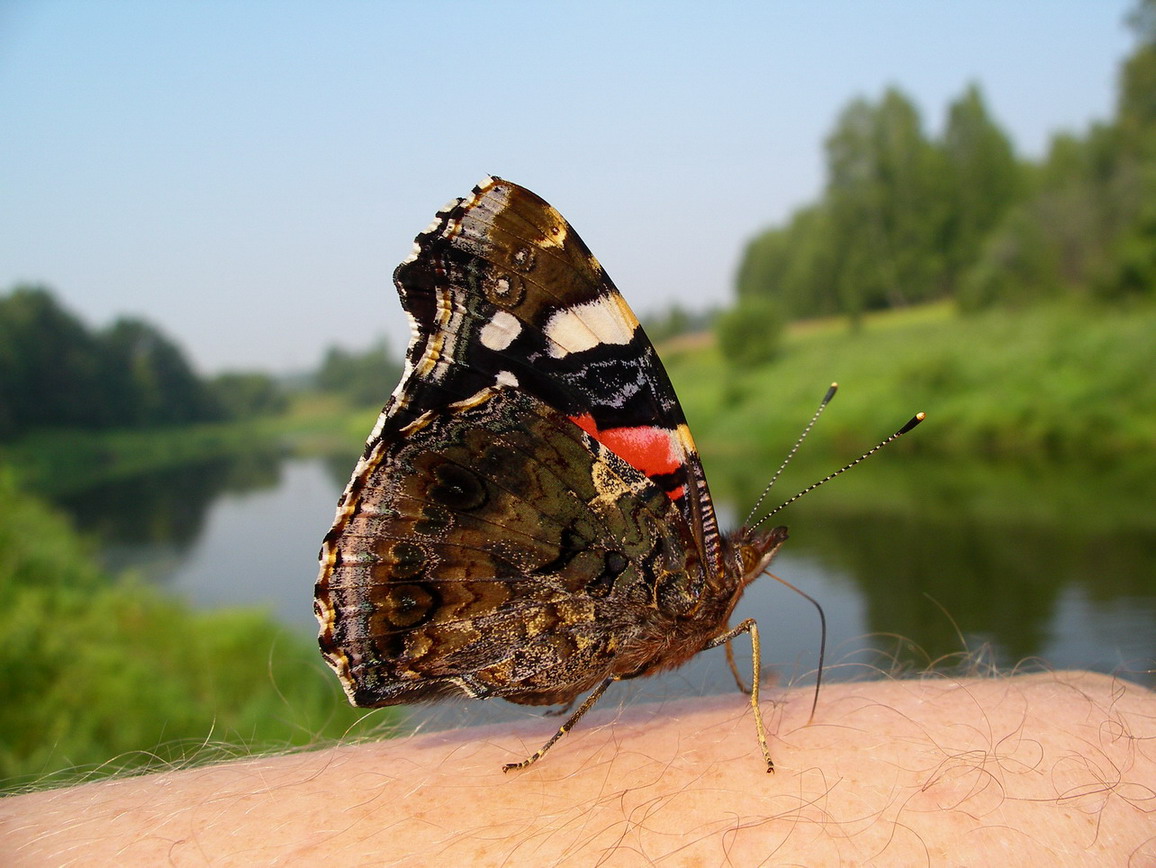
316 177 734 709
316 387 710 707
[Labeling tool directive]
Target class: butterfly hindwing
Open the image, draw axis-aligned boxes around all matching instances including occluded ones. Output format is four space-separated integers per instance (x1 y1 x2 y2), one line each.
316 387 712 707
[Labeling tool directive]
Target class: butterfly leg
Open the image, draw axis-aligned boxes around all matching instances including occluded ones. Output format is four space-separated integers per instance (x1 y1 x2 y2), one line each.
542 695 579 718
724 638 751 695
705 618 774 773
503 676 617 772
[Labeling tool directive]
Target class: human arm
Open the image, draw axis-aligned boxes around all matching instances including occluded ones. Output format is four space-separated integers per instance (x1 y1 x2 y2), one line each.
2 671 1152 865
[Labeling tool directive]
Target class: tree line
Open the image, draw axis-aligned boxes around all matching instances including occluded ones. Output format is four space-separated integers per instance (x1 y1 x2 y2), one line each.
0 285 401 441
729 0 1156 357
0 286 285 440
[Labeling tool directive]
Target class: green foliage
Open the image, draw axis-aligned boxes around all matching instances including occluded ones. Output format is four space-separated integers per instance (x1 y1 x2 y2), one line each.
0 470 385 789
714 296 785 367
667 299 1156 471
0 285 109 435
99 316 219 426
735 4 1156 322
824 88 952 314
736 83 1027 322
736 205 842 318
209 371 288 420
1093 177 1156 300
314 339 402 407
641 303 715 344
957 202 1063 310
1120 0 1156 154
960 119 1152 312
940 84 1024 293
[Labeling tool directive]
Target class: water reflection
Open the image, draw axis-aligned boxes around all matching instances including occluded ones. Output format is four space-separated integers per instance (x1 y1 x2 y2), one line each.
58 450 284 552
784 507 1155 677
712 453 1156 686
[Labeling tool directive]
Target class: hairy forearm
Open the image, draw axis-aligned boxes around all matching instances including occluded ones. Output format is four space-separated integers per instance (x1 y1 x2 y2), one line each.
2 671 1152 865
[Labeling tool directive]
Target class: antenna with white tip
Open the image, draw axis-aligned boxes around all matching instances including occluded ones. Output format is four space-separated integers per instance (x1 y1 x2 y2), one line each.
742 383 838 528
749 410 926 531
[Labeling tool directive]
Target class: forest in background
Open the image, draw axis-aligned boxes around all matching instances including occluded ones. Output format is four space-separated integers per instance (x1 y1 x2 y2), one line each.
0 284 399 441
717 0 1156 364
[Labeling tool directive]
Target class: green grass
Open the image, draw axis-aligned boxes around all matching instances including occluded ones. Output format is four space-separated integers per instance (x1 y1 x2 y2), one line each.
0 469 393 792
664 298 1156 469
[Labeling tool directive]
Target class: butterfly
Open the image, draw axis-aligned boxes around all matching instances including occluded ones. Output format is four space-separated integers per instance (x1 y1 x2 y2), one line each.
315 176 791 772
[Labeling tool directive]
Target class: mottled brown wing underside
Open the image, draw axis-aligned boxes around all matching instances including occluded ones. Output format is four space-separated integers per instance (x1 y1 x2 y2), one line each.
316 387 708 708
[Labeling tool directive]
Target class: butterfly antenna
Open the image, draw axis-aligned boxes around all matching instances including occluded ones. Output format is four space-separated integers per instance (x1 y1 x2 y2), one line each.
742 383 838 528
750 411 926 529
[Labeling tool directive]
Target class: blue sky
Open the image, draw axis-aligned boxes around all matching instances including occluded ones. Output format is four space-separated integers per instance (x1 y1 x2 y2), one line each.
0 1 1137 373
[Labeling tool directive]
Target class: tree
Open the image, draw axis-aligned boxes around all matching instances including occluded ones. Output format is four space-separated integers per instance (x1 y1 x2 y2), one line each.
99 318 220 426
0 285 223 438
735 204 841 320
0 286 104 437
314 339 402 407
714 296 785 368
208 372 288 420
939 84 1025 294
824 88 949 315
1119 0 1156 156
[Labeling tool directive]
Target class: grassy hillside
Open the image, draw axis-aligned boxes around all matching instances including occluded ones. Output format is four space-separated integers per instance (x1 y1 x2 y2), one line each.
664 299 1156 468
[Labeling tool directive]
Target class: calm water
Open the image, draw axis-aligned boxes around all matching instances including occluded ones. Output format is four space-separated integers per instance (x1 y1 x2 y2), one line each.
55 450 1156 732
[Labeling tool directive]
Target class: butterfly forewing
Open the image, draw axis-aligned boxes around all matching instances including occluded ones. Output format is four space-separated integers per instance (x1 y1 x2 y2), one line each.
381 178 714 533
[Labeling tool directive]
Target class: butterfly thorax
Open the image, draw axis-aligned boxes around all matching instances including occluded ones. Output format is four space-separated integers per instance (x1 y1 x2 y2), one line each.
615 523 789 682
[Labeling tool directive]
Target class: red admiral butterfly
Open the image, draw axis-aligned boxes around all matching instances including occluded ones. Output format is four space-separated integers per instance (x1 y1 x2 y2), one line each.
316 177 813 772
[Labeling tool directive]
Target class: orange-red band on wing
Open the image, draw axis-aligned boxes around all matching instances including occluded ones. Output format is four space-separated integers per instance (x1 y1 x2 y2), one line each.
569 412 687 501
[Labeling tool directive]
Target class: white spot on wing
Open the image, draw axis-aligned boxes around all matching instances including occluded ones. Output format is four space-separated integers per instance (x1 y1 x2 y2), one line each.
495 370 519 388
543 294 638 357
480 310 522 351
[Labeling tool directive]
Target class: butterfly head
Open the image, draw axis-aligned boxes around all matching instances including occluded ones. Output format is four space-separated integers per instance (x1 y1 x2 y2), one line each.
733 524 790 587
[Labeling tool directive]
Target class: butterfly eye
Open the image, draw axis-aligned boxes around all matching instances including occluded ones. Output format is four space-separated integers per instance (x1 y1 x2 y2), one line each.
414 503 451 535
511 246 535 271
382 583 438 629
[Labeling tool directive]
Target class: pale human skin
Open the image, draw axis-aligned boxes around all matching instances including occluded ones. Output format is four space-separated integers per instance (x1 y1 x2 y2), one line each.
1 671 1152 865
